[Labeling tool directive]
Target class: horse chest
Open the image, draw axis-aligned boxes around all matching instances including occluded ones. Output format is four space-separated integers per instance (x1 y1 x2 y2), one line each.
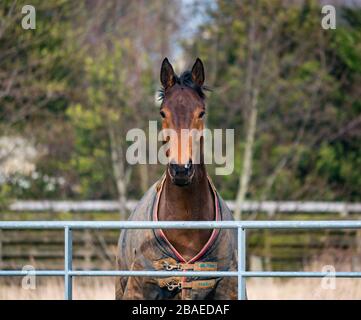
162 229 213 260
157 188 215 261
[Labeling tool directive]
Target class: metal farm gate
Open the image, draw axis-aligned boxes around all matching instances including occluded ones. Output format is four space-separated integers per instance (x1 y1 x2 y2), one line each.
0 220 361 300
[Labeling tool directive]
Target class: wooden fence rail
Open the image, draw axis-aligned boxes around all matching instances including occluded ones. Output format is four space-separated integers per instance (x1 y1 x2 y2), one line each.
8 200 361 214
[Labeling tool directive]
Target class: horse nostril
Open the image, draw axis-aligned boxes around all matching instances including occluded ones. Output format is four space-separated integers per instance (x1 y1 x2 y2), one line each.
169 161 181 175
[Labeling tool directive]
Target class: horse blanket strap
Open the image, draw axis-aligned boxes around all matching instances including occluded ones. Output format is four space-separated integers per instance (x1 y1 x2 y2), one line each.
157 277 216 291
153 257 218 272
153 258 218 296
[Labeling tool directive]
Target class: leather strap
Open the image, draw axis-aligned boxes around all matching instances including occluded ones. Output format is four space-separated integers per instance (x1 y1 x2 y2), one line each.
157 277 216 291
153 257 217 271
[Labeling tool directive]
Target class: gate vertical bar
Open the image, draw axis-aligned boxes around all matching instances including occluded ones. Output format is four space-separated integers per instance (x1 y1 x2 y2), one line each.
64 226 73 300
238 227 246 300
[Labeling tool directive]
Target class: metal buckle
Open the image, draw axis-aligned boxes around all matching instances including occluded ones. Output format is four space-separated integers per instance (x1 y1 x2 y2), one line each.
166 281 182 291
163 261 181 271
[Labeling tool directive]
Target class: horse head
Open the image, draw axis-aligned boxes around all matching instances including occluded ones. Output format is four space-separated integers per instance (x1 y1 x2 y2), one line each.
159 57 207 186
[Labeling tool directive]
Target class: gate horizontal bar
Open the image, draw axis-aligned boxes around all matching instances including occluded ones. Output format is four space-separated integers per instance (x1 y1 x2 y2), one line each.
1 270 361 278
0 270 65 276
1 220 361 229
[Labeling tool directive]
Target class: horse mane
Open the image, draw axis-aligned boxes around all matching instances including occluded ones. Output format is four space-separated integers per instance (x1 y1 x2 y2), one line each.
158 70 210 101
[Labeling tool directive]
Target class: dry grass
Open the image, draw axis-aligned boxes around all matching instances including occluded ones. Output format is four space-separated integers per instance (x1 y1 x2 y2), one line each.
248 256 361 299
1 257 360 300
0 277 114 300
248 278 361 299
1 277 360 300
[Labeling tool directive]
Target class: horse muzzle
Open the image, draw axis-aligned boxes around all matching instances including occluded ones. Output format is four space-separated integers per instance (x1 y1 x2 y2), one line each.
168 160 194 186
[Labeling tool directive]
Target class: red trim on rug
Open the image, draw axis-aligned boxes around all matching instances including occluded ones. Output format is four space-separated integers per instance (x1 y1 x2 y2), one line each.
153 174 221 264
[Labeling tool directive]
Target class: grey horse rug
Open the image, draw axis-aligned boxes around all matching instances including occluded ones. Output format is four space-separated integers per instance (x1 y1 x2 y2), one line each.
115 176 238 300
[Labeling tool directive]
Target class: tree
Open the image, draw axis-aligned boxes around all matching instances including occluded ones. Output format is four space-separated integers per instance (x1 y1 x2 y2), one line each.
0 0 83 201
184 0 361 213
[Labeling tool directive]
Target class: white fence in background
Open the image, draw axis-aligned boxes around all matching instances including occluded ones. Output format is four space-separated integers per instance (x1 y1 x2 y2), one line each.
8 200 361 215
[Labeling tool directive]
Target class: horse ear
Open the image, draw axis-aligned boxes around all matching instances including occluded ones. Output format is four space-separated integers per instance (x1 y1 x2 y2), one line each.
160 58 175 89
191 58 205 86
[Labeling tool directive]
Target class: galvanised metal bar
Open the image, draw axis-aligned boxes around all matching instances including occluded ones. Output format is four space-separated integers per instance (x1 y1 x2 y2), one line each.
1 220 361 300
64 226 73 300
241 221 361 230
64 271 361 278
241 271 361 278
238 228 246 300
0 270 65 276
1 270 361 278
68 271 361 278
1 220 361 229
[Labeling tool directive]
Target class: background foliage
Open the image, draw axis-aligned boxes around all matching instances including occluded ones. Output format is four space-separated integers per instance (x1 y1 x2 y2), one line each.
0 0 360 206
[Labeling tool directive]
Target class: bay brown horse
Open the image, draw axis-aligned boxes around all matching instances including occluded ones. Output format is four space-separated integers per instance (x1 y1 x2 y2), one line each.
116 58 238 300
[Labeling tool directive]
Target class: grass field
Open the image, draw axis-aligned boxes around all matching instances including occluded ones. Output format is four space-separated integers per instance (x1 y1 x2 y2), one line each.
1 251 359 300
1 277 361 300
1 264 360 300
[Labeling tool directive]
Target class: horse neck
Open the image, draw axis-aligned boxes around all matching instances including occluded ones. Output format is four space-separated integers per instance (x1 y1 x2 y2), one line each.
159 164 215 222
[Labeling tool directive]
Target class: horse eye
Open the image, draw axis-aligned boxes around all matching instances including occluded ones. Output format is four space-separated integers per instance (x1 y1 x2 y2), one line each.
160 111 166 119
199 111 205 119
